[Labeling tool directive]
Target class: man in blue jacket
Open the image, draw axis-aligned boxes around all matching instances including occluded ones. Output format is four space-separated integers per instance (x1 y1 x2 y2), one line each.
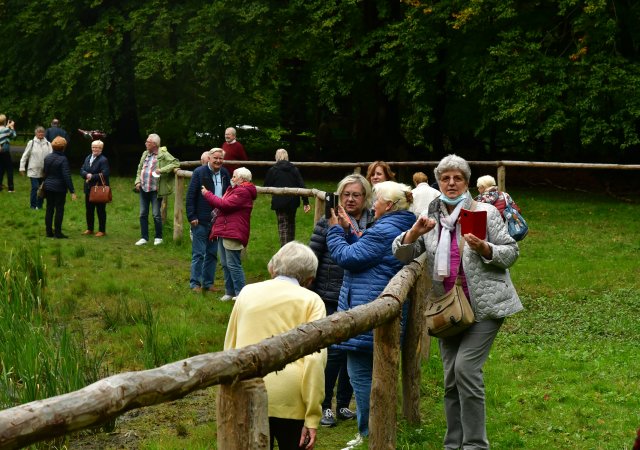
186 148 230 293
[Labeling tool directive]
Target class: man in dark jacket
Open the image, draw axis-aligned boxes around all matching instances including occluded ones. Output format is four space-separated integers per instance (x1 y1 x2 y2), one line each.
186 148 230 293
263 148 310 247
45 118 70 144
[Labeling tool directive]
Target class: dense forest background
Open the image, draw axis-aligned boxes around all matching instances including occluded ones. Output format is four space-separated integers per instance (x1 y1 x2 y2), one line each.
1 0 639 169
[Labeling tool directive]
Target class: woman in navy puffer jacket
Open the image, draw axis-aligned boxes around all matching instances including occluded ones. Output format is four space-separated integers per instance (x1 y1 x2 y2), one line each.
326 180 415 446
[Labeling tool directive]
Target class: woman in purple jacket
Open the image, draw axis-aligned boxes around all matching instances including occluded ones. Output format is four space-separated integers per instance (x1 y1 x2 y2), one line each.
202 167 257 301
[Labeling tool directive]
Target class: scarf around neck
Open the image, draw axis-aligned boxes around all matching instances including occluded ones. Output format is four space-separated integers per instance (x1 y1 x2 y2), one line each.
433 199 466 280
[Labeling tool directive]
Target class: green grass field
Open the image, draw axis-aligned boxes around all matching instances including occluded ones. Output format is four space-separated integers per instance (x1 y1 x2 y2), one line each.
0 172 639 449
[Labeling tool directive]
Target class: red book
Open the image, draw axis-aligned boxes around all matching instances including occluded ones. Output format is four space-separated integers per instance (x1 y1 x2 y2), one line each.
459 209 487 240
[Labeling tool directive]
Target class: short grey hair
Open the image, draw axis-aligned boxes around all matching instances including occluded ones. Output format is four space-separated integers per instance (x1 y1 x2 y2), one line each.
373 181 413 211
210 147 225 158
35 126 45 133
233 167 252 182
476 175 497 190
434 154 471 183
275 148 289 161
336 174 372 209
267 241 318 284
147 133 161 146
91 140 104 148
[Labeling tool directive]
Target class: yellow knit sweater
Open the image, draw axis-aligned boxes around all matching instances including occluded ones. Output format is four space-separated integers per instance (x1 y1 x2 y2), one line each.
224 278 327 428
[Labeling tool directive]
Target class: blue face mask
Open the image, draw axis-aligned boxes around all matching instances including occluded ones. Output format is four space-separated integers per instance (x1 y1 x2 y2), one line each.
439 192 468 206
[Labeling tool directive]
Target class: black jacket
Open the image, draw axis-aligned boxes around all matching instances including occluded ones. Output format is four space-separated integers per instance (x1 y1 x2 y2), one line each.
43 151 75 194
309 217 344 305
80 153 110 194
186 164 231 224
263 160 309 212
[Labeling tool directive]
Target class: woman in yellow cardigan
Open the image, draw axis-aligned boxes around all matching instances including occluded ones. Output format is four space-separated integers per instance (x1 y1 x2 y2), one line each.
224 241 327 450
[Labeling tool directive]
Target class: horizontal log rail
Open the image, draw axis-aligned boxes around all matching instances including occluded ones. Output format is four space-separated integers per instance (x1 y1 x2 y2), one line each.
0 255 427 450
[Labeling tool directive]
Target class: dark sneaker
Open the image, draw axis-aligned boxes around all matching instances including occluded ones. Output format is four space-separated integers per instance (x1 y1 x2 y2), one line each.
337 407 356 420
320 408 336 427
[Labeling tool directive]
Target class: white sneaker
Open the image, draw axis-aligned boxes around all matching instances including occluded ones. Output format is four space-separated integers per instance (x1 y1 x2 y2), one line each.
220 294 233 302
154 238 163 245
341 433 363 449
135 238 148 246
231 296 238 301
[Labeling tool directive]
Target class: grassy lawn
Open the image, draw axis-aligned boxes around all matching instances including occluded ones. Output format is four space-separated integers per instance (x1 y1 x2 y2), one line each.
0 173 639 449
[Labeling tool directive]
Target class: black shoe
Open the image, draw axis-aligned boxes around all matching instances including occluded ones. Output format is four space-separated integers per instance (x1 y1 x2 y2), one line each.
54 233 69 239
337 407 356 421
46 233 54 238
320 408 336 427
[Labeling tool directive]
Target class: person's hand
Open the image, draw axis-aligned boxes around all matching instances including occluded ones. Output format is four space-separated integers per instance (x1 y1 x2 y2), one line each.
201 185 209 195
71 193 77 201
7 120 14 129
403 216 436 244
463 233 492 259
327 207 338 227
86 173 92 181
190 219 199 226
134 182 141 193
298 426 316 449
335 205 351 230
19 170 25 177
303 204 311 213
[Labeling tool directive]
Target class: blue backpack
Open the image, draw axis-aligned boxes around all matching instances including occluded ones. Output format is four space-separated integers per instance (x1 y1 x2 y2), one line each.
502 194 528 241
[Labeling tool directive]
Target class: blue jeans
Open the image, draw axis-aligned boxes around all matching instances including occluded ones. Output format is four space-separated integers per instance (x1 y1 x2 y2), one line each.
30 177 44 209
346 350 373 437
439 318 503 450
139 190 162 240
323 304 354 411
218 241 245 296
190 223 218 289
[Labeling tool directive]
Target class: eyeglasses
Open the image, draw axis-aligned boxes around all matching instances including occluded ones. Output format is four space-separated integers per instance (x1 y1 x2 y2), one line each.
341 192 363 200
439 175 466 184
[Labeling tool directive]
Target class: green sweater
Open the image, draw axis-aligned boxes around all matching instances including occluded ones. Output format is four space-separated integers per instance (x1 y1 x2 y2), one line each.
134 146 180 197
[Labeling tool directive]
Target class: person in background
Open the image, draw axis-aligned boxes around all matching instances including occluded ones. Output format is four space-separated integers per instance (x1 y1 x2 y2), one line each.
186 148 230 293
19 125 52 209
224 241 326 450
134 133 180 246
309 174 373 428
0 114 17 192
221 127 248 173
80 140 110 237
200 151 211 166
409 171 440 217
365 160 395 186
43 137 77 238
393 154 523 450
326 180 415 448
264 148 311 247
202 167 257 301
45 118 70 144
475 174 521 217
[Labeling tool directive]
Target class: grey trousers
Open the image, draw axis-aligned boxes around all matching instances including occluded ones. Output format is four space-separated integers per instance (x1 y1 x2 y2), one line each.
439 318 504 450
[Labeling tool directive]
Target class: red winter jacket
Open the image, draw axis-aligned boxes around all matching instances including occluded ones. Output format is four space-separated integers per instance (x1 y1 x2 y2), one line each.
203 182 257 247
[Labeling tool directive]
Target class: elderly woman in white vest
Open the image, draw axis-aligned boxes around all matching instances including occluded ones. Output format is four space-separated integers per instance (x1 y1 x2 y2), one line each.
392 154 523 450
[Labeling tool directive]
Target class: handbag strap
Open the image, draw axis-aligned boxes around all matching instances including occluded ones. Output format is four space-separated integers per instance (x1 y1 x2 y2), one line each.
98 172 106 186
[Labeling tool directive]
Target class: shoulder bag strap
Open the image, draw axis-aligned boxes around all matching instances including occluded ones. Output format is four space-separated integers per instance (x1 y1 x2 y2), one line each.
99 172 106 186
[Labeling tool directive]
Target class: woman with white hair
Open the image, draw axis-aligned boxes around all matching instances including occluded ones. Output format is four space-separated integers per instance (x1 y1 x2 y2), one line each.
475 174 522 217
80 140 110 236
264 148 311 246
19 125 52 209
202 167 257 301
393 154 522 450
325 180 415 447
224 241 327 450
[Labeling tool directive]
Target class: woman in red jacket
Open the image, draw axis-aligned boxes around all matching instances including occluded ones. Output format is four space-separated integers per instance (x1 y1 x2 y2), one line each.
202 167 257 301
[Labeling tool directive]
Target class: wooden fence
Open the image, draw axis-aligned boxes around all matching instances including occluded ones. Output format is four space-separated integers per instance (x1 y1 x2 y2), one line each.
0 253 430 449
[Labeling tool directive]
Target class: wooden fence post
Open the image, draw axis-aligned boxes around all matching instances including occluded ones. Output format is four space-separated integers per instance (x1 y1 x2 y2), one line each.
402 269 429 424
370 315 401 449
497 164 506 192
217 378 269 450
173 172 185 241
314 193 326 224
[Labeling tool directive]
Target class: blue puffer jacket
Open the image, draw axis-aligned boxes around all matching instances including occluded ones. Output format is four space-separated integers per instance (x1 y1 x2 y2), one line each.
186 165 231 224
326 210 415 353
